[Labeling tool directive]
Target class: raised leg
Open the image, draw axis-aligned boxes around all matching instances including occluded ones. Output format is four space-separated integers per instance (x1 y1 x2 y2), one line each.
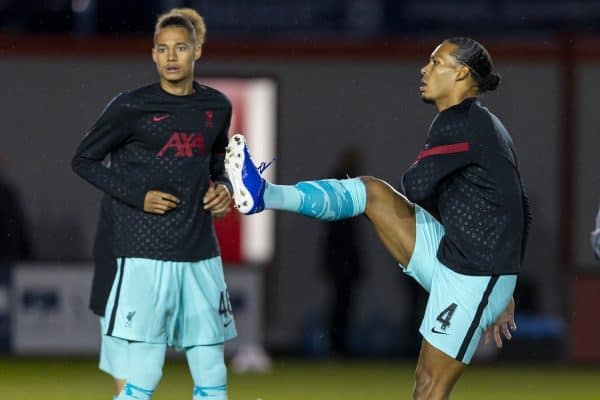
225 135 417 266
361 176 416 267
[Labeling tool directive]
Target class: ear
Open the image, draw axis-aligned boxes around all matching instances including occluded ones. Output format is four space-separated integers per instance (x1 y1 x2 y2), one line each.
194 45 202 61
455 65 470 82
152 47 157 64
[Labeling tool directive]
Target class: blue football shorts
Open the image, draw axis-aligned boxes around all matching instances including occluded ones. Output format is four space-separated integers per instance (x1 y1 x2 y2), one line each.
401 205 517 364
104 256 237 349
99 316 129 379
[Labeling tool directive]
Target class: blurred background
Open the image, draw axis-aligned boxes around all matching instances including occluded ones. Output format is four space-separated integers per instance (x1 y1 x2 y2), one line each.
1 0 600 399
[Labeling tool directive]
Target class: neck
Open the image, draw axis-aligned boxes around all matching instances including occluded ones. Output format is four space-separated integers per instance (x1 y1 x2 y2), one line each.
160 77 194 96
435 89 478 112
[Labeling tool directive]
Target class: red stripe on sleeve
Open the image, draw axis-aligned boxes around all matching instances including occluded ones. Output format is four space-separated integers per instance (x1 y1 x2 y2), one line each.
416 142 470 161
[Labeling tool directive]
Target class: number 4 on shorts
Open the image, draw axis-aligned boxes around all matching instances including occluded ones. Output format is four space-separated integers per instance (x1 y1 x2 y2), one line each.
436 303 457 330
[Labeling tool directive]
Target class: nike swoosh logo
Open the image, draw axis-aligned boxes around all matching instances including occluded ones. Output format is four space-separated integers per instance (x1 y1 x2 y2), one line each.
153 114 169 122
431 327 449 335
224 320 233 328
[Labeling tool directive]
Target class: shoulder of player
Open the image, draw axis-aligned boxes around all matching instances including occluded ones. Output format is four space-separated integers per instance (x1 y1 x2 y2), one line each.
96 90 136 121
105 84 158 116
467 101 498 138
108 85 149 107
194 84 232 107
467 101 517 160
121 83 159 101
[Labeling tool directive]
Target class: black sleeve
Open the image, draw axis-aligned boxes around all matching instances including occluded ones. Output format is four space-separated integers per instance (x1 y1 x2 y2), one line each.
71 93 147 209
209 106 233 194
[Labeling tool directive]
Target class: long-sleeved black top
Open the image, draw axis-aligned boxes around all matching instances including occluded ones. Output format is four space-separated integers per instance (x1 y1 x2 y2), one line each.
402 98 532 276
73 82 232 262
90 194 114 316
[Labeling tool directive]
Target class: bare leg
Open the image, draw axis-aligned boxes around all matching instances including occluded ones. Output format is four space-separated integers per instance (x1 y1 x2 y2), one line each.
361 176 416 266
114 379 126 397
413 340 464 400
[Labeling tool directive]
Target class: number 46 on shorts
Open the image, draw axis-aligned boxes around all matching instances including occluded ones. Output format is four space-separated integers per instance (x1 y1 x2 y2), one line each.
219 289 233 317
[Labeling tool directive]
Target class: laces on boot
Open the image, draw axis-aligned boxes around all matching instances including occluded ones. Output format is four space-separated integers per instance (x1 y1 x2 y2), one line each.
257 157 276 174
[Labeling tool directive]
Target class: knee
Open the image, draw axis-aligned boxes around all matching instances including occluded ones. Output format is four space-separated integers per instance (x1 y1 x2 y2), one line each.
127 366 163 393
190 348 227 400
360 176 406 214
122 343 166 397
188 345 227 386
360 176 384 207
413 367 452 400
359 175 377 191
115 379 126 396
192 359 226 385
413 366 434 400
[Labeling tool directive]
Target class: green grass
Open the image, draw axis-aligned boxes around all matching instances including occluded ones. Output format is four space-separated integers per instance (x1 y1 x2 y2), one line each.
1 357 599 399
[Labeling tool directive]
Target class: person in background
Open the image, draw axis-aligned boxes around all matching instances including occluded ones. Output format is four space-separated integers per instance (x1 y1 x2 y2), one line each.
0 153 32 265
592 202 600 259
320 149 364 357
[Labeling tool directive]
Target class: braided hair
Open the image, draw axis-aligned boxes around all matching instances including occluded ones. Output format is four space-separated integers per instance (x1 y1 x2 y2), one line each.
446 37 501 93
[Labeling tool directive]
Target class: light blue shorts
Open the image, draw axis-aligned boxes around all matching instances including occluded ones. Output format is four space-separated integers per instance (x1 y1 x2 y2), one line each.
402 205 517 364
104 256 237 349
99 317 129 379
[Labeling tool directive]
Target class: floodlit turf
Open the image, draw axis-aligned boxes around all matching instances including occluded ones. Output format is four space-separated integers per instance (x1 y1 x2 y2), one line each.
1 357 599 399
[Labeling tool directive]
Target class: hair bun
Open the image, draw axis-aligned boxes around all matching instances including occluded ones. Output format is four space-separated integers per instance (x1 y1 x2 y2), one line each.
482 72 501 92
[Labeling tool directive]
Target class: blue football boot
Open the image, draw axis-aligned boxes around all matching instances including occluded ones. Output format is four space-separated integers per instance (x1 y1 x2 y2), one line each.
225 134 269 214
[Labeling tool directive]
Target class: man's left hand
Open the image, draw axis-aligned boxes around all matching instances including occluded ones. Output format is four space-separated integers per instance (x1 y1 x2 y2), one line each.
203 183 231 218
484 297 516 348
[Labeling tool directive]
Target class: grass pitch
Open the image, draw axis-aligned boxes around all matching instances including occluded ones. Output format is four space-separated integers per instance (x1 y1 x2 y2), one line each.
1 357 599 399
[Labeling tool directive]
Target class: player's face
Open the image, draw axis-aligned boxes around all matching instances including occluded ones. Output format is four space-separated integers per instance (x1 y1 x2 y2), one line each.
152 26 201 84
420 42 463 106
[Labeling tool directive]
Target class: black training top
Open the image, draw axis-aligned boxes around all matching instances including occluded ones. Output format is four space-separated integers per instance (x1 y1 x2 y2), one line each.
90 194 114 316
402 98 532 276
73 82 232 262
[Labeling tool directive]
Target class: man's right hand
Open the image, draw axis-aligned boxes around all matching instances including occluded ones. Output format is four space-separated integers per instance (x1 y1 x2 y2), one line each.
144 190 180 214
